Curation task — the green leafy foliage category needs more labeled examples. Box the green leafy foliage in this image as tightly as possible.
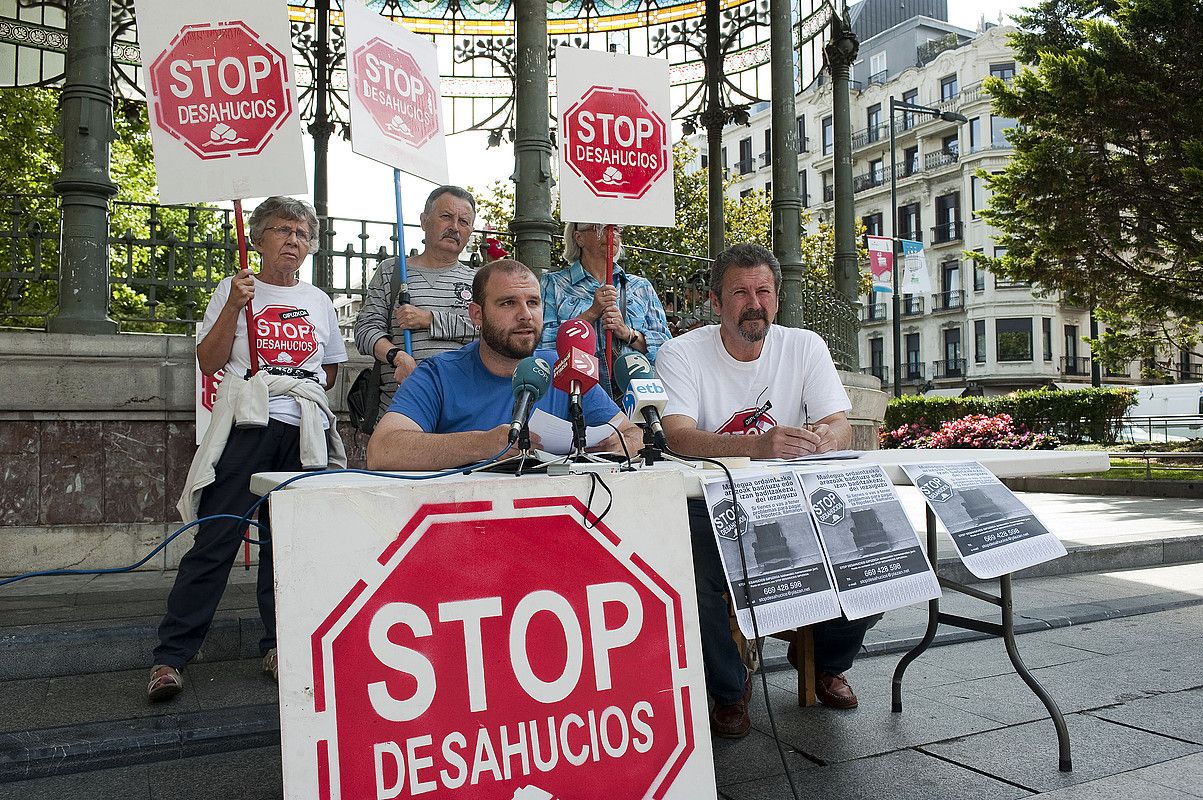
[978,0,1203,375]
[882,387,1138,444]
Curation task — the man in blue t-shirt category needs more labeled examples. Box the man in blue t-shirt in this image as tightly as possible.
[367,259,644,470]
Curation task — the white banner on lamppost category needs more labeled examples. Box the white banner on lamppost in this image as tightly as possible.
[557,47,675,227]
[344,0,448,183]
[134,0,307,204]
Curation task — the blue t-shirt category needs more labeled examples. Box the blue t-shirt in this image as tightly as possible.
[389,341,619,433]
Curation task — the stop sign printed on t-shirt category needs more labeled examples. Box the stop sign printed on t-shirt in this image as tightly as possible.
[253,305,318,374]
[715,406,778,435]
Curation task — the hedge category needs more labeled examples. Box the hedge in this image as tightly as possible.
[882,388,1137,444]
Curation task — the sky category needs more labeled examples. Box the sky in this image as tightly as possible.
[308,0,1031,229]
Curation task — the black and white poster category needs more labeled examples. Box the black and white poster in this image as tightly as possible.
[901,461,1067,578]
[800,465,940,620]
[701,471,842,638]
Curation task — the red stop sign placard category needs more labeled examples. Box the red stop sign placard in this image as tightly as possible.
[311,499,693,800]
[148,20,294,160]
[351,37,440,148]
[562,86,669,200]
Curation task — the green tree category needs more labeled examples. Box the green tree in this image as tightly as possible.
[979,0,1203,378]
[0,88,231,332]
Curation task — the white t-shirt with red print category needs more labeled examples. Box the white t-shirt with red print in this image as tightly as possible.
[656,323,851,436]
[199,276,348,427]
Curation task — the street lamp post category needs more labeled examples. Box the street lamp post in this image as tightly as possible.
[888,97,969,397]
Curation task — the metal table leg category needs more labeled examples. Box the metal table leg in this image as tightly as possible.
[892,506,940,712]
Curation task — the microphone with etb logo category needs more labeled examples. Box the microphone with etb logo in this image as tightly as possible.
[615,352,669,455]
[553,319,600,455]
[509,356,552,445]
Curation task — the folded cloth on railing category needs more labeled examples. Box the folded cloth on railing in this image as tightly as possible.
[176,372,347,522]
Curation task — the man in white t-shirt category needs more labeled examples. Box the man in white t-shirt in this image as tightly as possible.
[657,243,878,738]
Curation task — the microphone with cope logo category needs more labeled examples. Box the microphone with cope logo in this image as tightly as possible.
[553,319,599,454]
[615,352,668,448]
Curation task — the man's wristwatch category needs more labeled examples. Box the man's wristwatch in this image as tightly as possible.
[385,346,402,368]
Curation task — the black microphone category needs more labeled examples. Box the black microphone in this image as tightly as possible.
[509,357,552,443]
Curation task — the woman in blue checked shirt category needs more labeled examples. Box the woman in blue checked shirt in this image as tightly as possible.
[540,222,672,395]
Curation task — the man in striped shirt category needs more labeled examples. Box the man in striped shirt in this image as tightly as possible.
[353,186,480,418]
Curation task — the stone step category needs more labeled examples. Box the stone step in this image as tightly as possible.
[3,533,1201,683]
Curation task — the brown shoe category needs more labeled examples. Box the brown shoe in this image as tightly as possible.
[147,664,183,703]
[263,648,278,682]
[710,669,753,738]
[815,671,858,709]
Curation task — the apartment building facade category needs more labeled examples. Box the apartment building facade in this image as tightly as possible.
[692,17,1164,396]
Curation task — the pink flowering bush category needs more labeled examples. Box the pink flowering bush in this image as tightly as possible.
[881,413,1059,450]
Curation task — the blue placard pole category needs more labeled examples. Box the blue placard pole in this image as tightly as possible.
[393,168,413,353]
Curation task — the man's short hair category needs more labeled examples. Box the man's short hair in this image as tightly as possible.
[472,258,535,304]
[248,196,319,255]
[709,243,783,296]
[423,185,476,215]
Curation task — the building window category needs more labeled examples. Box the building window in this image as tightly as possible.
[975,320,987,363]
[997,317,1034,362]
[902,88,919,128]
[822,171,833,202]
[822,115,834,155]
[700,153,708,169]
[800,170,809,207]
[867,103,882,142]
[991,115,1017,147]
[762,128,772,167]
[941,260,960,292]
[764,181,771,196]
[971,175,988,218]
[740,188,753,199]
[869,51,887,82]
[862,212,884,236]
[906,333,921,378]
[869,158,884,186]
[738,136,753,174]
[903,145,919,176]
[1064,325,1079,360]
[940,73,958,100]
[869,337,885,380]
[943,133,959,157]
[796,116,807,151]
[968,117,980,152]
[973,248,986,290]
[934,192,961,242]
[1043,317,1053,362]
[898,203,920,241]
[943,328,963,376]
[721,146,727,173]
[989,62,1016,81]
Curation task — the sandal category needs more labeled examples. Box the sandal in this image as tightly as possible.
[147,664,183,703]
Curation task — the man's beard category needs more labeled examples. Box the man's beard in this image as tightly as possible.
[737,309,770,342]
[481,317,538,360]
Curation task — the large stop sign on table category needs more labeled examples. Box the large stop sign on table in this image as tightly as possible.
[271,473,715,800]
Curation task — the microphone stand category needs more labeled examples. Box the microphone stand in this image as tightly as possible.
[634,422,696,468]
[544,383,610,467]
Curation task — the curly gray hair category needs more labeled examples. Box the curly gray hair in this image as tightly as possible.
[247,196,319,256]
[562,221,624,265]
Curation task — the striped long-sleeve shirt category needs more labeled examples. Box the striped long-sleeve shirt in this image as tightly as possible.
[353,257,478,415]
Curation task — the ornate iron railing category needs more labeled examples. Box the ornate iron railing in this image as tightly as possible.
[0,193,861,367]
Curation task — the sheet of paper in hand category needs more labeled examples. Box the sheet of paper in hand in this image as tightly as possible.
[701,471,842,638]
[800,464,940,621]
[900,461,1067,579]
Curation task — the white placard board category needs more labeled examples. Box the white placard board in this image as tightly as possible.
[344,0,449,183]
[270,471,715,800]
[134,0,307,204]
[557,47,675,227]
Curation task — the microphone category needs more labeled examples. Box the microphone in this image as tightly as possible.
[616,353,668,447]
[553,318,599,396]
[509,357,552,443]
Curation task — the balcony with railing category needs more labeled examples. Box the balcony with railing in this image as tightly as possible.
[758,151,771,169]
[1177,364,1203,381]
[902,295,925,316]
[924,149,959,171]
[863,302,888,323]
[931,220,964,245]
[1061,356,1091,376]
[932,358,967,379]
[823,184,835,202]
[901,362,925,383]
[867,69,888,86]
[851,123,889,150]
[898,229,922,243]
[862,364,889,384]
[931,289,965,312]
[734,158,754,176]
[853,169,889,193]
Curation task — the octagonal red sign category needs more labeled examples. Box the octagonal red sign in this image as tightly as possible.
[562,86,669,200]
[351,37,440,148]
[311,498,693,800]
[148,20,294,160]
